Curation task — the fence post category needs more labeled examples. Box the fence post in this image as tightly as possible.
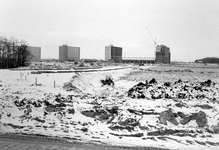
[54,81,56,88]
[35,78,37,85]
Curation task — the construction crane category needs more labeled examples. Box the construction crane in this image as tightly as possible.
[146,26,157,52]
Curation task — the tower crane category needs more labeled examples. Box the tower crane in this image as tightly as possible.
[146,26,157,52]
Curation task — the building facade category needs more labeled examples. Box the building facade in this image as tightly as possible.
[59,45,80,61]
[105,45,122,63]
[155,45,171,63]
[28,46,41,61]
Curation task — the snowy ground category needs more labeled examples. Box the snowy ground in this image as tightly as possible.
[1,64,219,150]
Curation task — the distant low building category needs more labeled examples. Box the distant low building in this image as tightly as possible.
[59,44,80,61]
[155,45,171,63]
[28,46,41,61]
[122,57,155,64]
[83,59,99,63]
[105,45,122,63]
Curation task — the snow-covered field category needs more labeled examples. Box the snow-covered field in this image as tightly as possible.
[1,64,219,150]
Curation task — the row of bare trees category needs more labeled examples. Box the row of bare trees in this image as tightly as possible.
[0,36,32,69]
[195,57,219,64]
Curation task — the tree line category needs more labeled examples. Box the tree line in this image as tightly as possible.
[195,57,219,64]
[0,36,32,69]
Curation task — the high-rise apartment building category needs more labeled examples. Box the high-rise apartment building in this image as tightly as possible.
[59,45,80,61]
[28,46,41,61]
[105,45,122,63]
[155,45,171,63]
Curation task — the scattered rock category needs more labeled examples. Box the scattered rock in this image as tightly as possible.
[6,123,25,129]
[186,140,194,145]
[24,105,32,115]
[157,136,181,143]
[110,132,144,137]
[33,117,45,123]
[196,111,208,127]
[97,109,111,120]
[118,118,139,127]
[178,111,208,127]
[81,106,119,121]
[201,79,213,87]
[180,116,192,125]
[91,136,101,139]
[81,110,97,118]
[106,106,118,115]
[175,79,182,84]
[81,127,88,132]
[177,93,187,99]
[175,102,187,108]
[45,105,65,112]
[174,133,197,138]
[63,82,82,93]
[106,115,116,124]
[205,141,219,146]
[195,104,213,109]
[211,123,219,134]
[127,108,159,115]
[109,125,135,132]
[195,140,206,145]
[147,129,194,136]
[55,103,67,107]
[68,108,75,115]
[164,82,171,87]
[142,137,157,141]
[159,108,178,125]
[149,78,157,84]
[7,112,11,117]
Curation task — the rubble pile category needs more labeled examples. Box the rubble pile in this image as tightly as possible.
[75,78,219,136]
[158,109,208,127]
[11,93,74,120]
[159,108,179,125]
[128,79,219,101]
[1,67,219,149]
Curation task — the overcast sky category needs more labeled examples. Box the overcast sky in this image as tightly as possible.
[0,0,219,62]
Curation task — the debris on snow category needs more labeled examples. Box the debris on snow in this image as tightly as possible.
[211,122,219,134]
[1,65,219,150]
[100,76,114,86]
[127,78,219,102]
[179,111,208,127]
[149,78,157,84]
[63,82,82,93]
[159,108,179,126]
[195,104,213,109]
[110,132,144,137]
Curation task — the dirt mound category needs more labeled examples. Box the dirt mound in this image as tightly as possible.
[127,79,218,101]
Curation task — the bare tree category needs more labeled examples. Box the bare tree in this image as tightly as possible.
[0,36,32,69]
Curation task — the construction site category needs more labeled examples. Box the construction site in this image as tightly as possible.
[104,27,171,64]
